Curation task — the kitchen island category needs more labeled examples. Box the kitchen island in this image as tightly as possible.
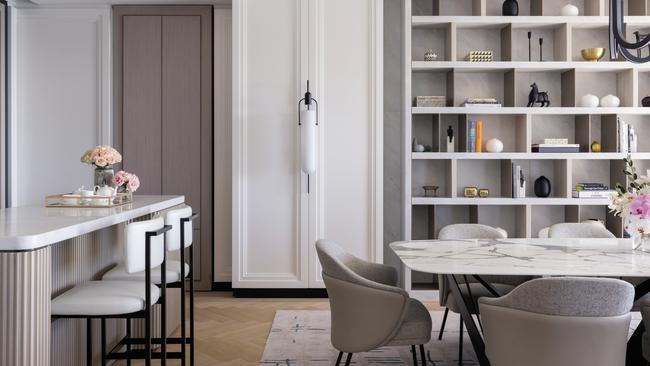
[0,195,184,366]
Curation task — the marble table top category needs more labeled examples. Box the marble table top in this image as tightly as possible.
[390,238,650,277]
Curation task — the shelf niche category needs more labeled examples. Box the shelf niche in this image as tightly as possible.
[531,114,591,151]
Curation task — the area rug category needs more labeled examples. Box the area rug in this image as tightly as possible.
[260,310,642,366]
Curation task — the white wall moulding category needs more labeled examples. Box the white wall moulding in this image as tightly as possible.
[232,0,382,289]
[12,7,111,207]
[403,0,650,292]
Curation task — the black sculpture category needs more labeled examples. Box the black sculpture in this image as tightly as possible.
[527,83,550,107]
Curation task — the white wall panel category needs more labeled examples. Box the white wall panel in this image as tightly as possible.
[14,8,110,206]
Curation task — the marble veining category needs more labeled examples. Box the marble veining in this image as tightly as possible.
[390,238,650,277]
[0,195,184,251]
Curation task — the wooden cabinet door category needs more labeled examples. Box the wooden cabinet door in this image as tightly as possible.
[114,6,213,290]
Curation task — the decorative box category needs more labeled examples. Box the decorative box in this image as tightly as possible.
[465,51,494,62]
[414,96,446,107]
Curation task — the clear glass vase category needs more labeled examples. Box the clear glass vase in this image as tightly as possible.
[634,234,650,252]
[94,166,115,187]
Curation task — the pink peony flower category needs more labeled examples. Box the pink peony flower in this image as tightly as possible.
[112,173,126,187]
[127,174,140,192]
[630,194,650,219]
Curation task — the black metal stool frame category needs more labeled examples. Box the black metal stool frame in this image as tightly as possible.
[52,224,172,366]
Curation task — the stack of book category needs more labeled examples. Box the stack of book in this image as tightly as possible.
[462,98,501,108]
[466,120,483,152]
[616,117,638,153]
[532,139,579,153]
[572,183,615,198]
[511,163,526,198]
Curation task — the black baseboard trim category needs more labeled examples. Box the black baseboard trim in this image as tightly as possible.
[211,282,233,291]
[232,288,329,298]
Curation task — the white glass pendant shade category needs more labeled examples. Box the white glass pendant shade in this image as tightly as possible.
[300,109,317,174]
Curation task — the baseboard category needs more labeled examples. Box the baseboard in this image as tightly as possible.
[211,282,233,291]
[232,288,329,298]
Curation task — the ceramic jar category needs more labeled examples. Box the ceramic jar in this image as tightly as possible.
[424,49,438,61]
[600,94,620,108]
[580,94,599,108]
[561,4,579,16]
[534,176,551,197]
[502,0,519,15]
[485,138,504,153]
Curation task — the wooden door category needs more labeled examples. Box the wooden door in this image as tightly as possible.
[113,6,213,290]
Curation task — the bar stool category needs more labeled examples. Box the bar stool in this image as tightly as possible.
[51,216,171,366]
[102,206,198,365]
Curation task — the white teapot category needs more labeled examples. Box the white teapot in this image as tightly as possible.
[94,185,116,197]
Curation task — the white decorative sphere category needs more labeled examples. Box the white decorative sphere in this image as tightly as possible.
[414,144,425,152]
[580,94,599,108]
[485,138,504,153]
[560,4,579,16]
[600,94,620,108]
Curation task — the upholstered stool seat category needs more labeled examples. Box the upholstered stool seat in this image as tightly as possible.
[387,298,432,347]
[52,281,160,316]
[103,260,190,284]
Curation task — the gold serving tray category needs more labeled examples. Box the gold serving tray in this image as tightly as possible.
[45,192,132,208]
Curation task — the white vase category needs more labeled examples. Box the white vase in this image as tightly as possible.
[580,94,599,108]
[561,4,579,16]
[485,138,504,153]
[600,94,620,108]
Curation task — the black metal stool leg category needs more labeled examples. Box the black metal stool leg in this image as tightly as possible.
[86,318,92,366]
[438,308,449,340]
[335,351,343,365]
[161,248,167,366]
[181,243,187,366]
[126,318,131,366]
[101,318,106,366]
[190,243,195,366]
[344,353,353,366]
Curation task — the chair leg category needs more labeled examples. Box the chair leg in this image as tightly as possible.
[101,318,106,366]
[438,308,449,340]
[126,318,131,366]
[86,318,92,366]
[419,344,426,366]
[344,353,353,366]
[335,351,343,366]
[411,345,417,366]
[458,316,463,366]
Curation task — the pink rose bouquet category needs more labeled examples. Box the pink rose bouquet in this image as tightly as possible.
[113,171,140,193]
[80,146,122,168]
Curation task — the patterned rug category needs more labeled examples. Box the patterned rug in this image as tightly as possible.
[260,310,642,366]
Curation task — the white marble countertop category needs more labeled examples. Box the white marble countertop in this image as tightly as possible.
[390,238,650,277]
[0,195,184,251]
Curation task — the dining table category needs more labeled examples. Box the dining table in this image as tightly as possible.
[390,237,650,366]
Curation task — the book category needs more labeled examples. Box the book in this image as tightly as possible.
[572,190,616,198]
[543,138,569,144]
[476,120,482,153]
[575,184,609,191]
[462,103,502,108]
[468,120,476,152]
[531,144,580,153]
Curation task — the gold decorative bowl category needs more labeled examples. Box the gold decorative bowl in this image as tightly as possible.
[581,48,606,62]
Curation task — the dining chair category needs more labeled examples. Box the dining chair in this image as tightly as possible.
[479,277,634,366]
[437,224,530,365]
[641,306,650,362]
[547,222,615,238]
[315,239,432,366]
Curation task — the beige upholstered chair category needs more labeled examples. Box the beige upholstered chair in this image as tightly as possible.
[548,222,615,238]
[479,277,634,366]
[437,224,530,365]
[315,239,432,366]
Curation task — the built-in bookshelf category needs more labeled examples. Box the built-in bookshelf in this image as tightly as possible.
[403,0,650,292]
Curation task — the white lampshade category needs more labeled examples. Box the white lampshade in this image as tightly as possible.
[300,109,317,174]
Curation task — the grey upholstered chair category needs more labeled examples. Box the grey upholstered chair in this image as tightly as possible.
[642,306,650,362]
[479,277,634,366]
[437,224,530,365]
[548,222,615,238]
[315,239,432,366]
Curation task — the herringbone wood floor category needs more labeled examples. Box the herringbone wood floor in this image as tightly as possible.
[117,292,441,366]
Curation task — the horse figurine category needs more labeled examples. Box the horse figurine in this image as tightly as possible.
[527,83,550,107]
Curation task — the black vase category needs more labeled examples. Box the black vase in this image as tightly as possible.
[643,96,650,107]
[534,176,551,198]
[502,0,519,16]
